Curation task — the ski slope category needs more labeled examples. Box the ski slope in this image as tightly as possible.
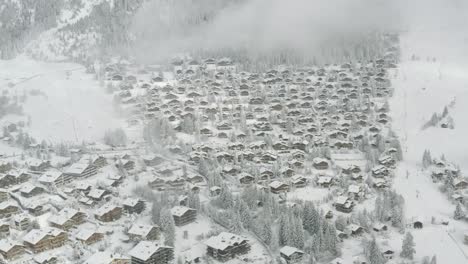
[0,56,123,144]
[390,29,468,263]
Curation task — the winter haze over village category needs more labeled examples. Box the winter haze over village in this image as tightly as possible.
[0,0,468,263]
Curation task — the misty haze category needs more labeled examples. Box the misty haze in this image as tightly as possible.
[0,0,468,263]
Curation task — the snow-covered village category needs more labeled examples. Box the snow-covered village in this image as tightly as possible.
[0,0,468,264]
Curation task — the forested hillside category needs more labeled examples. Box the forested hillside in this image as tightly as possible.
[0,0,62,59]
[2,0,395,66]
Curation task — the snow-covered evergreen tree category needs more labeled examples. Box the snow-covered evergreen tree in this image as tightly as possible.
[400,232,416,259]
[365,237,386,264]
[454,203,466,220]
[159,208,176,246]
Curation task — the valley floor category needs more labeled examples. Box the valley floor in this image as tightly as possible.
[0,56,123,144]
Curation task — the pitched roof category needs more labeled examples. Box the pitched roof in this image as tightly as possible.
[170,206,194,217]
[128,224,157,237]
[204,232,247,251]
[128,241,172,261]
[0,239,22,252]
[280,245,304,257]
[48,208,82,226]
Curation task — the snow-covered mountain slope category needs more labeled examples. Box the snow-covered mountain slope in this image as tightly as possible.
[391,30,468,171]
[390,30,468,263]
[0,55,123,143]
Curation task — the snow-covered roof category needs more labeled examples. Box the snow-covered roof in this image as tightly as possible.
[65,163,91,175]
[0,201,17,210]
[39,170,63,183]
[13,213,30,223]
[19,183,40,194]
[280,245,304,257]
[335,195,350,205]
[128,241,172,261]
[317,176,333,183]
[23,228,63,245]
[128,224,157,237]
[313,157,329,164]
[48,208,82,226]
[0,239,22,252]
[171,206,194,217]
[33,252,57,263]
[348,184,361,193]
[84,251,129,264]
[123,198,141,207]
[76,227,101,241]
[87,188,107,199]
[95,203,120,217]
[270,180,287,189]
[204,232,248,251]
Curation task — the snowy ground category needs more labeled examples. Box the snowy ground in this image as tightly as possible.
[390,29,468,263]
[0,56,123,144]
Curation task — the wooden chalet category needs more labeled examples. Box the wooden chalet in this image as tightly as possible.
[171,206,197,226]
[123,198,146,214]
[39,170,72,187]
[142,155,164,167]
[205,232,250,262]
[6,170,30,184]
[312,158,329,170]
[48,208,86,230]
[238,173,255,185]
[0,190,7,203]
[334,196,354,213]
[291,176,307,188]
[280,246,305,264]
[116,159,135,171]
[128,241,174,264]
[128,224,160,241]
[80,155,107,169]
[64,162,97,179]
[33,252,59,264]
[269,181,289,194]
[0,222,9,237]
[19,183,45,198]
[76,228,104,245]
[0,202,19,219]
[0,240,25,260]
[13,214,30,231]
[28,160,51,173]
[372,165,389,178]
[22,228,68,253]
[84,251,130,264]
[94,204,123,222]
[317,176,333,188]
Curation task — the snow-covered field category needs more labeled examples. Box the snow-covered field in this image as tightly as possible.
[390,28,468,263]
[0,56,123,144]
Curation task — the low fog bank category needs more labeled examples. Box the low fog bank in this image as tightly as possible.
[129,0,468,65]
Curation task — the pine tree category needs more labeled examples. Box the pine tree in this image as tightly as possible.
[442,106,449,118]
[366,237,385,264]
[400,232,416,259]
[159,208,175,246]
[374,196,384,221]
[259,218,272,245]
[278,215,290,246]
[291,217,304,249]
[328,224,339,256]
[454,203,466,220]
[430,255,437,264]
[151,201,162,225]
